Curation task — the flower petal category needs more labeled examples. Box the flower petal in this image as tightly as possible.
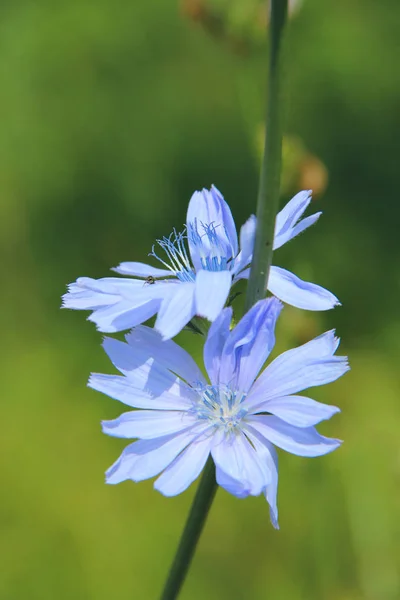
[232,214,256,276]
[248,330,349,404]
[274,190,318,250]
[243,426,279,528]
[62,276,169,332]
[155,283,196,340]
[264,459,279,528]
[203,307,233,385]
[212,185,238,257]
[187,186,238,267]
[105,427,206,484]
[195,270,232,321]
[212,430,271,497]
[88,374,191,410]
[125,326,206,387]
[101,337,195,400]
[113,262,173,278]
[154,434,214,496]
[62,276,143,310]
[219,298,282,392]
[268,266,340,311]
[70,276,144,294]
[233,267,250,282]
[102,410,197,439]
[246,415,342,457]
[285,212,321,245]
[250,395,340,427]
[214,466,250,498]
[62,281,121,310]
[88,298,161,332]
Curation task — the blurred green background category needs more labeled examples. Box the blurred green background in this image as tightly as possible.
[1,0,399,598]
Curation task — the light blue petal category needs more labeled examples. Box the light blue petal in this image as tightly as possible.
[268,266,340,311]
[233,267,250,283]
[62,276,143,310]
[105,427,205,484]
[88,373,192,410]
[154,434,213,496]
[74,276,144,293]
[246,415,342,457]
[63,276,172,332]
[214,466,251,498]
[281,212,322,247]
[273,190,312,250]
[101,336,153,374]
[212,185,238,257]
[231,214,256,275]
[218,298,282,392]
[247,330,349,404]
[101,337,198,400]
[275,190,311,234]
[102,410,196,439]
[203,307,232,385]
[62,281,120,310]
[187,186,238,267]
[125,326,206,387]
[250,395,340,428]
[88,298,161,332]
[212,430,270,497]
[265,450,279,528]
[113,262,173,278]
[243,426,279,528]
[155,283,196,340]
[194,270,232,321]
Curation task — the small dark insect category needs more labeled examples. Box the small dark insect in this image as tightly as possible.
[143,276,156,286]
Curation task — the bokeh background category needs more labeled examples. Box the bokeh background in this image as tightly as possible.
[1,0,399,598]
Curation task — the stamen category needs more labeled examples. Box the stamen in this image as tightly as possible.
[149,219,235,281]
[149,227,195,282]
[188,220,231,272]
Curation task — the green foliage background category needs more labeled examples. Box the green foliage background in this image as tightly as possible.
[1,1,399,598]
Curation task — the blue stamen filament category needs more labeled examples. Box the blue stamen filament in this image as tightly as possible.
[149,221,234,282]
[189,221,231,272]
[150,228,195,282]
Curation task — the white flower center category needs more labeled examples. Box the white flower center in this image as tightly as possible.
[193,384,247,432]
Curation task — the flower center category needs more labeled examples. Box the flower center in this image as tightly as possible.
[193,384,247,432]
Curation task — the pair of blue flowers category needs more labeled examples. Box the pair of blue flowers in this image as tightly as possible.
[63,186,348,528]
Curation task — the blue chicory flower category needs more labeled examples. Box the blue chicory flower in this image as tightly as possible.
[62,186,339,340]
[89,297,348,528]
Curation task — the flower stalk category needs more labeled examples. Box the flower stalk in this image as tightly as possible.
[245,0,288,310]
[159,1,288,598]
[159,458,217,600]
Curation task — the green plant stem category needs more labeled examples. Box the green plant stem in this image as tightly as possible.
[160,3,288,598]
[159,458,217,600]
[245,0,288,310]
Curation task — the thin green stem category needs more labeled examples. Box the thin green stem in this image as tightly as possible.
[159,458,217,600]
[245,0,288,310]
